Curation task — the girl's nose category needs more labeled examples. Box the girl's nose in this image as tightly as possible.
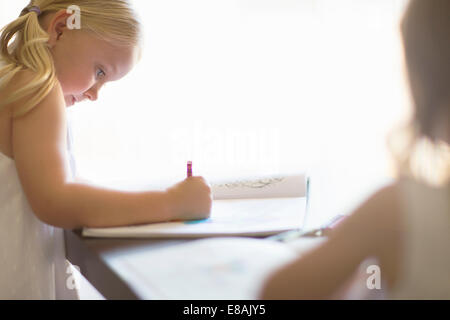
[84,87,99,101]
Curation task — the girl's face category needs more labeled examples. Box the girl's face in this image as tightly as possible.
[45,11,139,107]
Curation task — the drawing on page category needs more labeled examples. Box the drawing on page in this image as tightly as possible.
[213,177,285,189]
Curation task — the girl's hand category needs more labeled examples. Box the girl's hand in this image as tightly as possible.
[166,176,213,221]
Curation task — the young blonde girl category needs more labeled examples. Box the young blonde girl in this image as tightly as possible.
[261,0,450,299]
[0,0,211,299]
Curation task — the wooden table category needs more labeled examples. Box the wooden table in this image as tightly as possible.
[64,229,189,299]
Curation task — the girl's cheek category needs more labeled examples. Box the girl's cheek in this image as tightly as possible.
[65,70,95,94]
[52,54,90,94]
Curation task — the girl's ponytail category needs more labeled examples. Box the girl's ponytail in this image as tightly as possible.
[0,4,57,117]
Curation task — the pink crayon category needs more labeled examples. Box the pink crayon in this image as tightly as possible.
[187,161,192,178]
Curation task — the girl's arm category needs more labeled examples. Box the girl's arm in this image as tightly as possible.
[260,184,401,299]
[11,74,211,230]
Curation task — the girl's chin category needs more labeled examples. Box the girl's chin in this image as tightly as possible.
[65,96,75,107]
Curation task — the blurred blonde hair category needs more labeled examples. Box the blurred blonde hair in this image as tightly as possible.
[389,0,450,186]
[0,0,141,117]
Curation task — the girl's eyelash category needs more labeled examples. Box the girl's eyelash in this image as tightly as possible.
[96,68,106,79]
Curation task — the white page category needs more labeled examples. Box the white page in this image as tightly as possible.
[82,197,306,238]
[109,237,299,299]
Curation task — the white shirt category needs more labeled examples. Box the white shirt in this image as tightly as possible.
[0,150,79,299]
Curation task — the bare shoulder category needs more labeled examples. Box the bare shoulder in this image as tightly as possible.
[328,181,404,256]
[2,68,63,100]
[9,71,65,121]
[355,182,402,230]
[1,70,65,157]
[366,182,403,234]
[10,71,66,165]
[2,70,64,119]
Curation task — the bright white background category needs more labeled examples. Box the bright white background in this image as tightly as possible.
[1,0,411,228]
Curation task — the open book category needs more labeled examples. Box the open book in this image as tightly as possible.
[82,174,308,238]
[109,236,325,299]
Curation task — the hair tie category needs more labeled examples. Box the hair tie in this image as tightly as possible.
[20,5,42,17]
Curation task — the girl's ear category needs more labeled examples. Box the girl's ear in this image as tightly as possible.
[47,9,73,48]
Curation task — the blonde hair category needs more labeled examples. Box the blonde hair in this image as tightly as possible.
[0,0,141,117]
[389,0,450,186]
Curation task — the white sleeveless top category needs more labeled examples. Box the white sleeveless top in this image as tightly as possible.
[0,151,79,299]
[389,178,450,299]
